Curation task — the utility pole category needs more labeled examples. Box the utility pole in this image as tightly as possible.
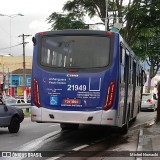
[8,68,10,95]
[18,34,31,105]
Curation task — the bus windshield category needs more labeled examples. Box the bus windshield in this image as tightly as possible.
[40,36,111,68]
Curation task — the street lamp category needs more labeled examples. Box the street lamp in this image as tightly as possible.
[0,14,24,53]
[105,0,109,31]
[0,53,12,67]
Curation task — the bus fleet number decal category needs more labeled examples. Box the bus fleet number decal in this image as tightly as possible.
[67,85,87,91]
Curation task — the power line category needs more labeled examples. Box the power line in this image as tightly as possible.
[0,25,10,36]
[0,43,23,51]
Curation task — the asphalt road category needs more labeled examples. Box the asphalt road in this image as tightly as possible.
[0,111,156,159]
[0,118,61,151]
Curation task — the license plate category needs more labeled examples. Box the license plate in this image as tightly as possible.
[64,98,80,105]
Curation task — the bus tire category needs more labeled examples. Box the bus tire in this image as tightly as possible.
[60,123,79,130]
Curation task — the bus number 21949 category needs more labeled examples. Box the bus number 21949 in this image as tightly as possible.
[67,85,87,91]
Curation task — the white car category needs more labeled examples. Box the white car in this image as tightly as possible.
[4,98,31,109]
[16,99,26,104]
[4,98,27,105]
[141,93,157,111]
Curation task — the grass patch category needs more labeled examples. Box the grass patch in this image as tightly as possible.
[22,109,31,117]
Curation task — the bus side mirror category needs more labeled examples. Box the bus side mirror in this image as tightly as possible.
[32,37,36,46]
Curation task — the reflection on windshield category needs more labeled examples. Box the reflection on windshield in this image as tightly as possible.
[142,94,152,100]
[40,36,110,68]
[6,99,16,105]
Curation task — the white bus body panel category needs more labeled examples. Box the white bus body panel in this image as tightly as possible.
[31,106,117,126]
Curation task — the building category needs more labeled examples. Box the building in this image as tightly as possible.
[0,56,32,96]
[0,56,32,72]
[144,70,160,93]
[8,68,32,97]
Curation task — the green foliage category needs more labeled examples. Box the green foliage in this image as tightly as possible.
[46,0,160,91]
[63,0,99,18]
[133,27,160,78]
[121,0,160,46]
[47,12,88,30]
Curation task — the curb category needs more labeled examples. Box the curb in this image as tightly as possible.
[136,128,143,160]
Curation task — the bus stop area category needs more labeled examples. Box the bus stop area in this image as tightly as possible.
[137,119,160,160]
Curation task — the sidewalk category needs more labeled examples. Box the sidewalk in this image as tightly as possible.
[137,119,160,160]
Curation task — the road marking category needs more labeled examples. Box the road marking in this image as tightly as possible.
[72,144,89,151]
[45,144,90,160]
[15,130,61,151]
[48,124,60,127]
[46,156,61,160]
[136,129,143,160]
[47,157,59,160]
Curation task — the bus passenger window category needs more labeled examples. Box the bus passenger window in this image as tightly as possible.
[137,66,139,86]
[120,45,125,83]
[121,65,124,83]
[121,47,125,65]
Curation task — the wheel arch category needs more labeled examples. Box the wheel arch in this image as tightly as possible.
[11,113,20,121]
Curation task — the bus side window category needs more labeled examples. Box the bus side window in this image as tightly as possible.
[120,45,125,83]
[139,69,141,86]
[129,57,132,85]
[121,46,125,65]
[126,49,131,84]
[132,61,136,85]
[130,57,133,84]
[137,65,139,86]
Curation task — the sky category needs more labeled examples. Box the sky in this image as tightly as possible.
[0,0,68,56]
[0,0,129,57]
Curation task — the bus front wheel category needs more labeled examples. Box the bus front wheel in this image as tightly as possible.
[60,123,79,130]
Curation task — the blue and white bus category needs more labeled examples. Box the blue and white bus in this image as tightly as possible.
[31,30,145,133]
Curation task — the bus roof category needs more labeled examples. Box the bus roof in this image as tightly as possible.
[35,29,142,67]
[37,29,119,37]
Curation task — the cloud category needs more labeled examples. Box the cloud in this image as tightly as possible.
[29,20,50,31]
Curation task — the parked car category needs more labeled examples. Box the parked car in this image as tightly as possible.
[4,98,26,106]
[0,102,24,133]
[16,99,26,104]
[4,98,31,110]
[141,93,157,111]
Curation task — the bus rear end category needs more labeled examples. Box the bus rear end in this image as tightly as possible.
[31,30,119,128]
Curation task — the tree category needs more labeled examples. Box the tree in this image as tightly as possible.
[47,0,160,92]
[47,12,88,30]
[47,0,159,44]
[47,0,126,31]
[133,27,160,92]
[131,0,160,92]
